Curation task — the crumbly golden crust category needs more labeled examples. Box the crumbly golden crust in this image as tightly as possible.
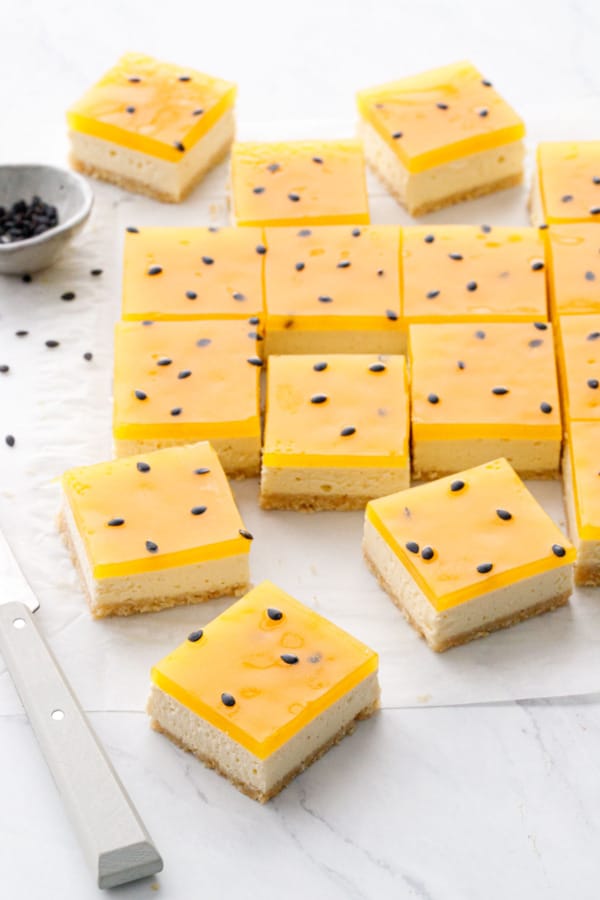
[226,466,260,480]
[149,696,380,803]
[412,466,560,483]
[363,546,570,653]
[58,509,248,619]
[70,141,230,203]
[259,491,373,512]
[575,564,600,587]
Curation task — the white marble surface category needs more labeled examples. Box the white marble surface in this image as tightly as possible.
[4,697,600,899]
[3,1,600,897]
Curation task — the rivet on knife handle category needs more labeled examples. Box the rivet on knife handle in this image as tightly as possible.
[0,600,163,889]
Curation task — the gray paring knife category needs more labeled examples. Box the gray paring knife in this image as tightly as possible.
[0,529,163,889]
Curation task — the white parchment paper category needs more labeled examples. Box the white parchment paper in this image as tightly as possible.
[1,109,600,715]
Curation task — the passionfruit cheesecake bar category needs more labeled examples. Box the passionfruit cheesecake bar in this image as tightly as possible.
[148,580,379,802]
[402,225,548,327]
[264,225,403,354]
[555,314,600,423]
[59,443,252,618]
[545,225,600,317]
[530,142,600,226]
[121,226,265,321]
[357,61,525,216]
[230,140,370,226]
[67,52,236,202]
[113,320,261,476]
[261,354,409,510]
[364,458,575,652]
[563,422,600,586]
[410,322,561,480]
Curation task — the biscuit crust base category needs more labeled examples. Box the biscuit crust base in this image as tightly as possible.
[363,547,569,653]
[58,509,248,619]
[259,491,375,512]
[575,565,600,587]
[150,697,379,803]
[413,466,559,483]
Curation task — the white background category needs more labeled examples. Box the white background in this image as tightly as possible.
[2,1,600,898]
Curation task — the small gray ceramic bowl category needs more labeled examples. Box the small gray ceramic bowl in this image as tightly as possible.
[0,164,93,275]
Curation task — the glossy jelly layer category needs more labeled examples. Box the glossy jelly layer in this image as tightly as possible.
[263,354,409,468]
[264,225,401,332]
[62,443,250,579]
[230,140,370,226]
[536,142,600,224]
[366,458,575,611]
[545,225,600,316]
[113,320,261,441]
[151,580,378,759]
[556,314,600,422]
[67,52,236,162]
[357,61,525,173]
[121,226,265,321]
[410,322,561,439]
[402,225,548,324]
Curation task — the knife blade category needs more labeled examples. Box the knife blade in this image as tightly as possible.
[0,529,163,889]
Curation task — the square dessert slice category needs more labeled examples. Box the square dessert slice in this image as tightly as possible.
[364,458,575,652]
[563,422,600,586]
[230,140,370,226]
[113,320,261,477]
[60,442,253,618]
[148,580,379,802]
[261,354,409,510]
[121,226,265,321]
[356,61,525,216]
[263,225,403,355]
[409,322,562,480]
[545,225,600,316]
[402,225,548,327]
[530,142,600,226]
[67,52,236,202]
[555,314,600,423]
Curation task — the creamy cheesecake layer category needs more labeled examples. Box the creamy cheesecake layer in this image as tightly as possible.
[113,435,260,479]
[562,446,600,586]
[260,464,410,511]
[148,672,379,802]
[528,173,545,227]
[363,518,572,651]
[60,497,249,618]
[412,437,560,481]
[69,108,235,202]
[358,119,524,216]
[264,328,406,356]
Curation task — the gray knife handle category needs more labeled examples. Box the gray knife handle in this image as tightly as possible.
[0,601,163,889]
